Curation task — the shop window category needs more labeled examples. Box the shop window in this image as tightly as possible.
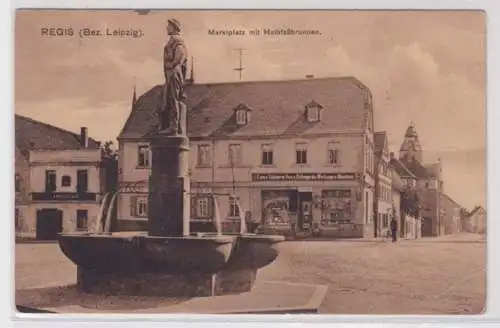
[229,196,240,217]
[261,144,274,165]
[76,209,88,230]
[137,145,150,168]
[295,143,308,164]
[197,144,212,167]
[131,196,148,218]
[61,175,72,187]
[229,144,242,166]
[262,191,291,225]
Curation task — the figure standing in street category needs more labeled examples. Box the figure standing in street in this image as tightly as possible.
[390,216,398,242]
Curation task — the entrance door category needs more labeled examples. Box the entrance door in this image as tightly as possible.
[298,192,313,231]
[36,209,63,240]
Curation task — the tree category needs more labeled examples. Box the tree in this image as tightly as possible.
[400,186,421,218]
[102,141,118,159]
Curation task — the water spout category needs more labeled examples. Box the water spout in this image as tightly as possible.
[104,192,118,233]
[235,198,247,234]
[212,195,222,236]
[94,192,111,233]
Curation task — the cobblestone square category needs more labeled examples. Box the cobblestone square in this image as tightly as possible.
[15,233,486,315]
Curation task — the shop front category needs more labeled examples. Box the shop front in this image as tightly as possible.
[253,172,364,238]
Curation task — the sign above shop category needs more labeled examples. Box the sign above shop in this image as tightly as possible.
[31,192,97,201]
[252,172,357,182]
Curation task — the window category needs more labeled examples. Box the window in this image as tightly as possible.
[261,144,274,165]
[76,209,88,230]
[61,175,71,187]
[296,143,308,164]
[45,170,56,192]
[76,170,88,193]
[197,144,212,166]
[327,143,340,165]
[236,110,247,125]
[229,196,240,217]
[307,107,319,122]
[425,181,430,188]
[305,100,322,122]
[137,145,150,168]
[15,174,20,192]
[134,197,148,217]
[15,208,20,231]
[383,213,389,227]
[229,144,242,166]
[196,197,211,218]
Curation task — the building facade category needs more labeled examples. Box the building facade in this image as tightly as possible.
[373,131,393,238]
[15,115,109,240]
[117,77,377,238]
[396,124,452,237]
[462,206,486,234]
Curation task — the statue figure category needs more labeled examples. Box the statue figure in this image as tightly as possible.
[159,18,188,134]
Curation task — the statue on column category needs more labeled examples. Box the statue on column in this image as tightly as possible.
[159,18,188,134]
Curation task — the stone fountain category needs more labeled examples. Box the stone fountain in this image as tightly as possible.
[57,18,284,298]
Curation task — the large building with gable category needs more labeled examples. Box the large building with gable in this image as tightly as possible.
[15,115,112,240]
[117,76,378,238]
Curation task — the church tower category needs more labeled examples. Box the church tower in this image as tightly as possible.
[399,122,423,163]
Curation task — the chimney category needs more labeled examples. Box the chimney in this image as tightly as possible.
[306,74,314,79]
[80,127,89,148]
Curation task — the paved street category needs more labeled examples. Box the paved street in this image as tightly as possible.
[15,233,486,315]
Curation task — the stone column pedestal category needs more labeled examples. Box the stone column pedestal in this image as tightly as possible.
[148,134,191,237]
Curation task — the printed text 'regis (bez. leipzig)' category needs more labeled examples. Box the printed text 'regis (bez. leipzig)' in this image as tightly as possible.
[40,26,144,39]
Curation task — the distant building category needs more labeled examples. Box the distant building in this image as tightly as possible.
[394,123,463,237]
[389,158,421,239]
[462,206,486,234]
[15,115,112,240]
[440,193,462,234]
[117,77,377,238]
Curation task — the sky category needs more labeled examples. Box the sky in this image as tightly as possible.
[14,10,486,209]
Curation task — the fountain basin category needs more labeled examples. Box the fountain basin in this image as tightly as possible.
[58,232,284,297]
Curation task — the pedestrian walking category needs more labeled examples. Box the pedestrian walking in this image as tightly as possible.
[390,216,398,242]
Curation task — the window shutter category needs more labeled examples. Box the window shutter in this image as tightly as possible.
[130,196,137,217]
[208,196,214,219]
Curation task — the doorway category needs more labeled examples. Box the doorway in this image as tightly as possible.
[298,192,312,231]
[36,208,63,240]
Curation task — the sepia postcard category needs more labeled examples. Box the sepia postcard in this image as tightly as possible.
[14,10,486,315]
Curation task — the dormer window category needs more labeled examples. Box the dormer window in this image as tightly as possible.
[234,103,252,126]
[305,100,323,122]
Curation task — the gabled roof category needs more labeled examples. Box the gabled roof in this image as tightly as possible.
[469,205,486,217]
[390,158,416,179]
[15,114,100,152]
[399,157,437,179]
[118,76,371,140]
[440,193,463,209]
[374,131,388,156]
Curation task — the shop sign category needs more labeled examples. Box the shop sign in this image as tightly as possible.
[31,192,97,201]
[252,173,357,182]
